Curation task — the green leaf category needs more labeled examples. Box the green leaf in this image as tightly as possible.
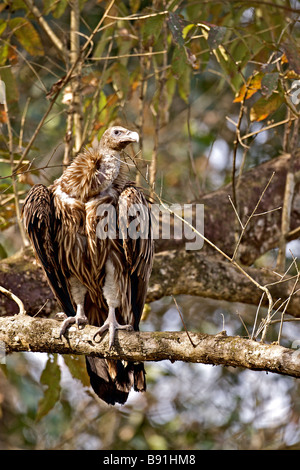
[36,354,61,421]
[171,46,187,78]
[166,72,177,108]
[282,42,300,75]
[130,0,141,14]
[111,62,129,99]
[168,12,186,47]
[182,23,195,40]
[63,355,90,387]
[0,243,8,260]
[9,17,44,56]
[93,27,114,59]
[7,0,27,10]
[0,44,9,66]
[207,25,227,50]
[250,93,283,122]
[178,62,191,103]
[261,72,279,98]
[142,13,165,44]
[0,20,7,37]
[0,67,19,103]
[52,0,69,18]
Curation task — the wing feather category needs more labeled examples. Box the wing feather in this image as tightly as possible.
[118,185,154,328]
[22,184,75,316]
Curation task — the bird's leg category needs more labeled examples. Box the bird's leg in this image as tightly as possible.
[93,258,133,349]
[59,277,88,338]
[93,306,133,349]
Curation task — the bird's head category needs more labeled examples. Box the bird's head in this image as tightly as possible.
[101,126,139,151]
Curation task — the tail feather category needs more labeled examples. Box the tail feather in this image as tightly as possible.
[86,356,146,405]
[133,362,146,392]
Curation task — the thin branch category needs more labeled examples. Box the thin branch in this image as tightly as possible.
[0,286,26,315]
[69,0,83,154]
[153,189,275,339]
[187,103,201,197]
[240,117,297,141]
[106,11,169,21]
[276,119,299,272]
[18,97,30,152]
[172,295,196,348]
[231,90,247,209]
[90,50,167,61]
[3,95,28,247]
[231,172,275,262]
[277,252,300,345]
[127,149,277,340]
[15,0,116,174]
[23,0,68,58]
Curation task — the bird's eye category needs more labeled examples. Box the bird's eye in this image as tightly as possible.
[113,130,120,136]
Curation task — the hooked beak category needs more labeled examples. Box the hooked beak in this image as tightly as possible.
[122,130,139,143]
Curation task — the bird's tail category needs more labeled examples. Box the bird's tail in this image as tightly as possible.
[85,356,146,405]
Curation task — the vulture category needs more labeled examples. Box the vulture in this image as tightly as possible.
[22,126,154,405]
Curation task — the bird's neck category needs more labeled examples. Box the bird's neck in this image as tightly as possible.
[54,147,127,202]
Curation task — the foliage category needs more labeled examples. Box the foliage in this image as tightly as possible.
[0,0,299,450]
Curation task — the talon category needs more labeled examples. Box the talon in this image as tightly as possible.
[59,308,88,338]
[59,316,76,338]
[55,312,68,321]
[93,307,134,349]
[93,323,109,343]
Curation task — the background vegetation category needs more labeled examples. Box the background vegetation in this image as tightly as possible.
[0,0,300,450]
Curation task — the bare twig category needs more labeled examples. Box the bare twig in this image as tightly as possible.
[0,286,26,315]
[231,172,275,263]
[276,119,299,272]
[14,0,116,175]
[106,11,169,21]
[125,148,276,340]
[231,90,247,209]
[18,98,30,152]
[187,103,201,197]
[277,252,300,345]
[90,50,167,61]
[240,117,297,141]
[3,95,28,247]
[23,0,67,58]
[172,295,196,347]
[70,0,83,154]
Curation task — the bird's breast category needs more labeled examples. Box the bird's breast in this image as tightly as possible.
[54,184,77,206]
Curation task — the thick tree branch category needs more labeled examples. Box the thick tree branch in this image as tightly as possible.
[156,152,300,265]
[0,315,299,379]
[149,250,300,316]
[1,247,300,317]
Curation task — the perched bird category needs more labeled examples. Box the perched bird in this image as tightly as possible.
[22,126,154,405]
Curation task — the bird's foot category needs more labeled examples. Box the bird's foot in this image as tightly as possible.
[57,310,88,338]
[55,312,68,321]
[93,309,133,350]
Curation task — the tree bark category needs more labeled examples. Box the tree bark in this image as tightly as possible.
[155,152,300,265]
[149,250,300,316]
[1,247,300,317]
[0,314,299,379]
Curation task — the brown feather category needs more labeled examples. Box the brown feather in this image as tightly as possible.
[22,126,153,405]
